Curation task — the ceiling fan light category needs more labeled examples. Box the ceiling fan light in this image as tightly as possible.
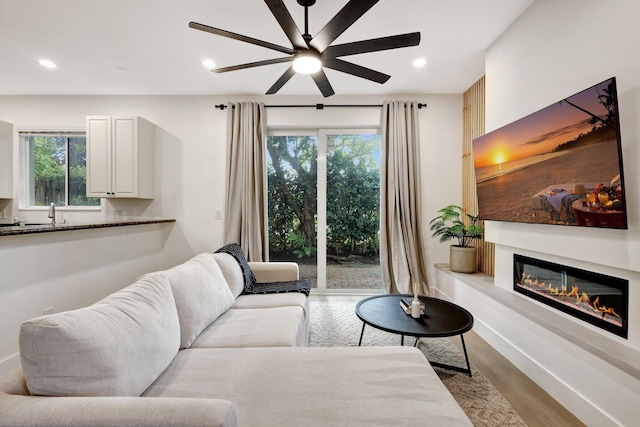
[293,52,321,74]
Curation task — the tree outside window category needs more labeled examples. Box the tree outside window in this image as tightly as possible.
[21,134,100,207]
[267,133,380,261]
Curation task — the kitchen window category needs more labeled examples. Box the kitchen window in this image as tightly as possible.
[19,132,100,208]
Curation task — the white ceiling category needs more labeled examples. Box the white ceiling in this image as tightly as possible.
[0,0,533,96]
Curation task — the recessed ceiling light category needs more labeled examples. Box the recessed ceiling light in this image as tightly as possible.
[38,59,57,69]
[413,58,427,68]
[202,59,216,70]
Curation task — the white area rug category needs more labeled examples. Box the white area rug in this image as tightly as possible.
[309,301,528,427]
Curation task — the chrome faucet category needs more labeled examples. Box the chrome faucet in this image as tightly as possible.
[48,203,56,226]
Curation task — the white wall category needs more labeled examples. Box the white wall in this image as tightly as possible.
[442,1,640,425]
[0,93,462,371]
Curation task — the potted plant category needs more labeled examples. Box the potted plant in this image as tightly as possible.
[429,205,484,273]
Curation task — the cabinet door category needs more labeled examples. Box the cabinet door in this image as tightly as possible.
[112,117,138,197]
[86,116,112,197]
[0,121,12,198]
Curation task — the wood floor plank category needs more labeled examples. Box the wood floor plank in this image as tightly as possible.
[449,331,585,427]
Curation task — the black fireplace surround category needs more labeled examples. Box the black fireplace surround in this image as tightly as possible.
[514,254,628,338]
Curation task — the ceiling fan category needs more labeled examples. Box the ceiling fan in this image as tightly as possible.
[189,0,421,97]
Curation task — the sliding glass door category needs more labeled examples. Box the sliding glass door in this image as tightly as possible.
[267,129,382,292]
[267,132,318,287]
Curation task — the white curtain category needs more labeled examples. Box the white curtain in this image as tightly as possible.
[224,102,268,262]
[380,101,429,294]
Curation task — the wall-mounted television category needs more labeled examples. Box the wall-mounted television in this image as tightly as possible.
[473,77,627,229]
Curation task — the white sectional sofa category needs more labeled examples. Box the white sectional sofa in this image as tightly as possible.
[0,251,472,426]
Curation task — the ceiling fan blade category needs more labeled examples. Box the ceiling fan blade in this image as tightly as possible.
[322,32,421,58]
[264,0,306,49]
[266,66,296,95]
[213,57,292,73]
[311,69,335,98]
[322,58,390,84]
[189,21,296,55]
[309,0,379,52]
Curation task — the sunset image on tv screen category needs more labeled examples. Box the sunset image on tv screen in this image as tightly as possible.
[473,77,627,229]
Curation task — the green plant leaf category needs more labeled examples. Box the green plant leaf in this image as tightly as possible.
[429,205,484,247]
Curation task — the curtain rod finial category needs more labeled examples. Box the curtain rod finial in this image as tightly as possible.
[418,103,427,109]
[215,104,228,110]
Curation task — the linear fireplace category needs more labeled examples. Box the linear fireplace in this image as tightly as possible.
[514,254,628,338]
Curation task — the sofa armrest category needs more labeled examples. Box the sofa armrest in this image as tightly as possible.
[248,262,299,282]
[0,395,237,427]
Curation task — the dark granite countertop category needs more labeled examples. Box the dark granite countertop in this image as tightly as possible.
[0,218,176,236]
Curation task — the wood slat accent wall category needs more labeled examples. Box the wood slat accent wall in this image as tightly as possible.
[462,76,495,276]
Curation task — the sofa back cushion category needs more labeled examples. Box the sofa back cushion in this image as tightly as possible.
[214,244,256,292]
[19,272,180,397]
[212,253,246,298]
[165,253,236,348]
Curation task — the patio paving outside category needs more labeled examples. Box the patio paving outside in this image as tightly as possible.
[298,262,384,290]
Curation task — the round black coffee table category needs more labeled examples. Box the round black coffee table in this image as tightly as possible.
[356,294,474,376]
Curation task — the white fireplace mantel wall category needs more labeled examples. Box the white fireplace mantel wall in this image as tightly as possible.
[435,1,640,426]
[434,264,640,427]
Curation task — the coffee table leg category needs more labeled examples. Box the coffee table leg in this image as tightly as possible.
[401,335,404,346]
[428,334,472,377]
[460,334,472,377]
[358,322,366,346]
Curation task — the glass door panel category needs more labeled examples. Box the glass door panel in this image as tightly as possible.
[324,132,383,291]
[266,134,318,288]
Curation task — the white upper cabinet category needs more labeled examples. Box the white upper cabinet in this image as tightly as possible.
[0,120,13,199]
[86,116,154,199]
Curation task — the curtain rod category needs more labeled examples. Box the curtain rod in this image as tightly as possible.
[215,103,427,110]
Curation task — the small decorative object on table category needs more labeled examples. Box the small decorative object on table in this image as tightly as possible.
[411,282,423,318]
[400,297,424,313]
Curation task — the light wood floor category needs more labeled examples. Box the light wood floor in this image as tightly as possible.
[311,294,585,427]
[448,330,584,427]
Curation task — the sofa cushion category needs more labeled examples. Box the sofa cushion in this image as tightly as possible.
[232,292,309,318]
[215,243,256,292]
[212,253,245,298]
[191,307,306,348]
[165,253,236,348]
[19,272,180,397]
[144,347,473,427]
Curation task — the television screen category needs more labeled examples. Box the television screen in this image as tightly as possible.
[473,77,627,229]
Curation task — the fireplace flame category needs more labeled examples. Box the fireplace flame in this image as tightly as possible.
[592,296,621,319]
[520,275,621,319]
[579,292,590,304]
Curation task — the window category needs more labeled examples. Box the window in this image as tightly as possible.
[19,132,100,208]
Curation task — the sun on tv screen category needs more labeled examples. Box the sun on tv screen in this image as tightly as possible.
[473,77,627,229]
